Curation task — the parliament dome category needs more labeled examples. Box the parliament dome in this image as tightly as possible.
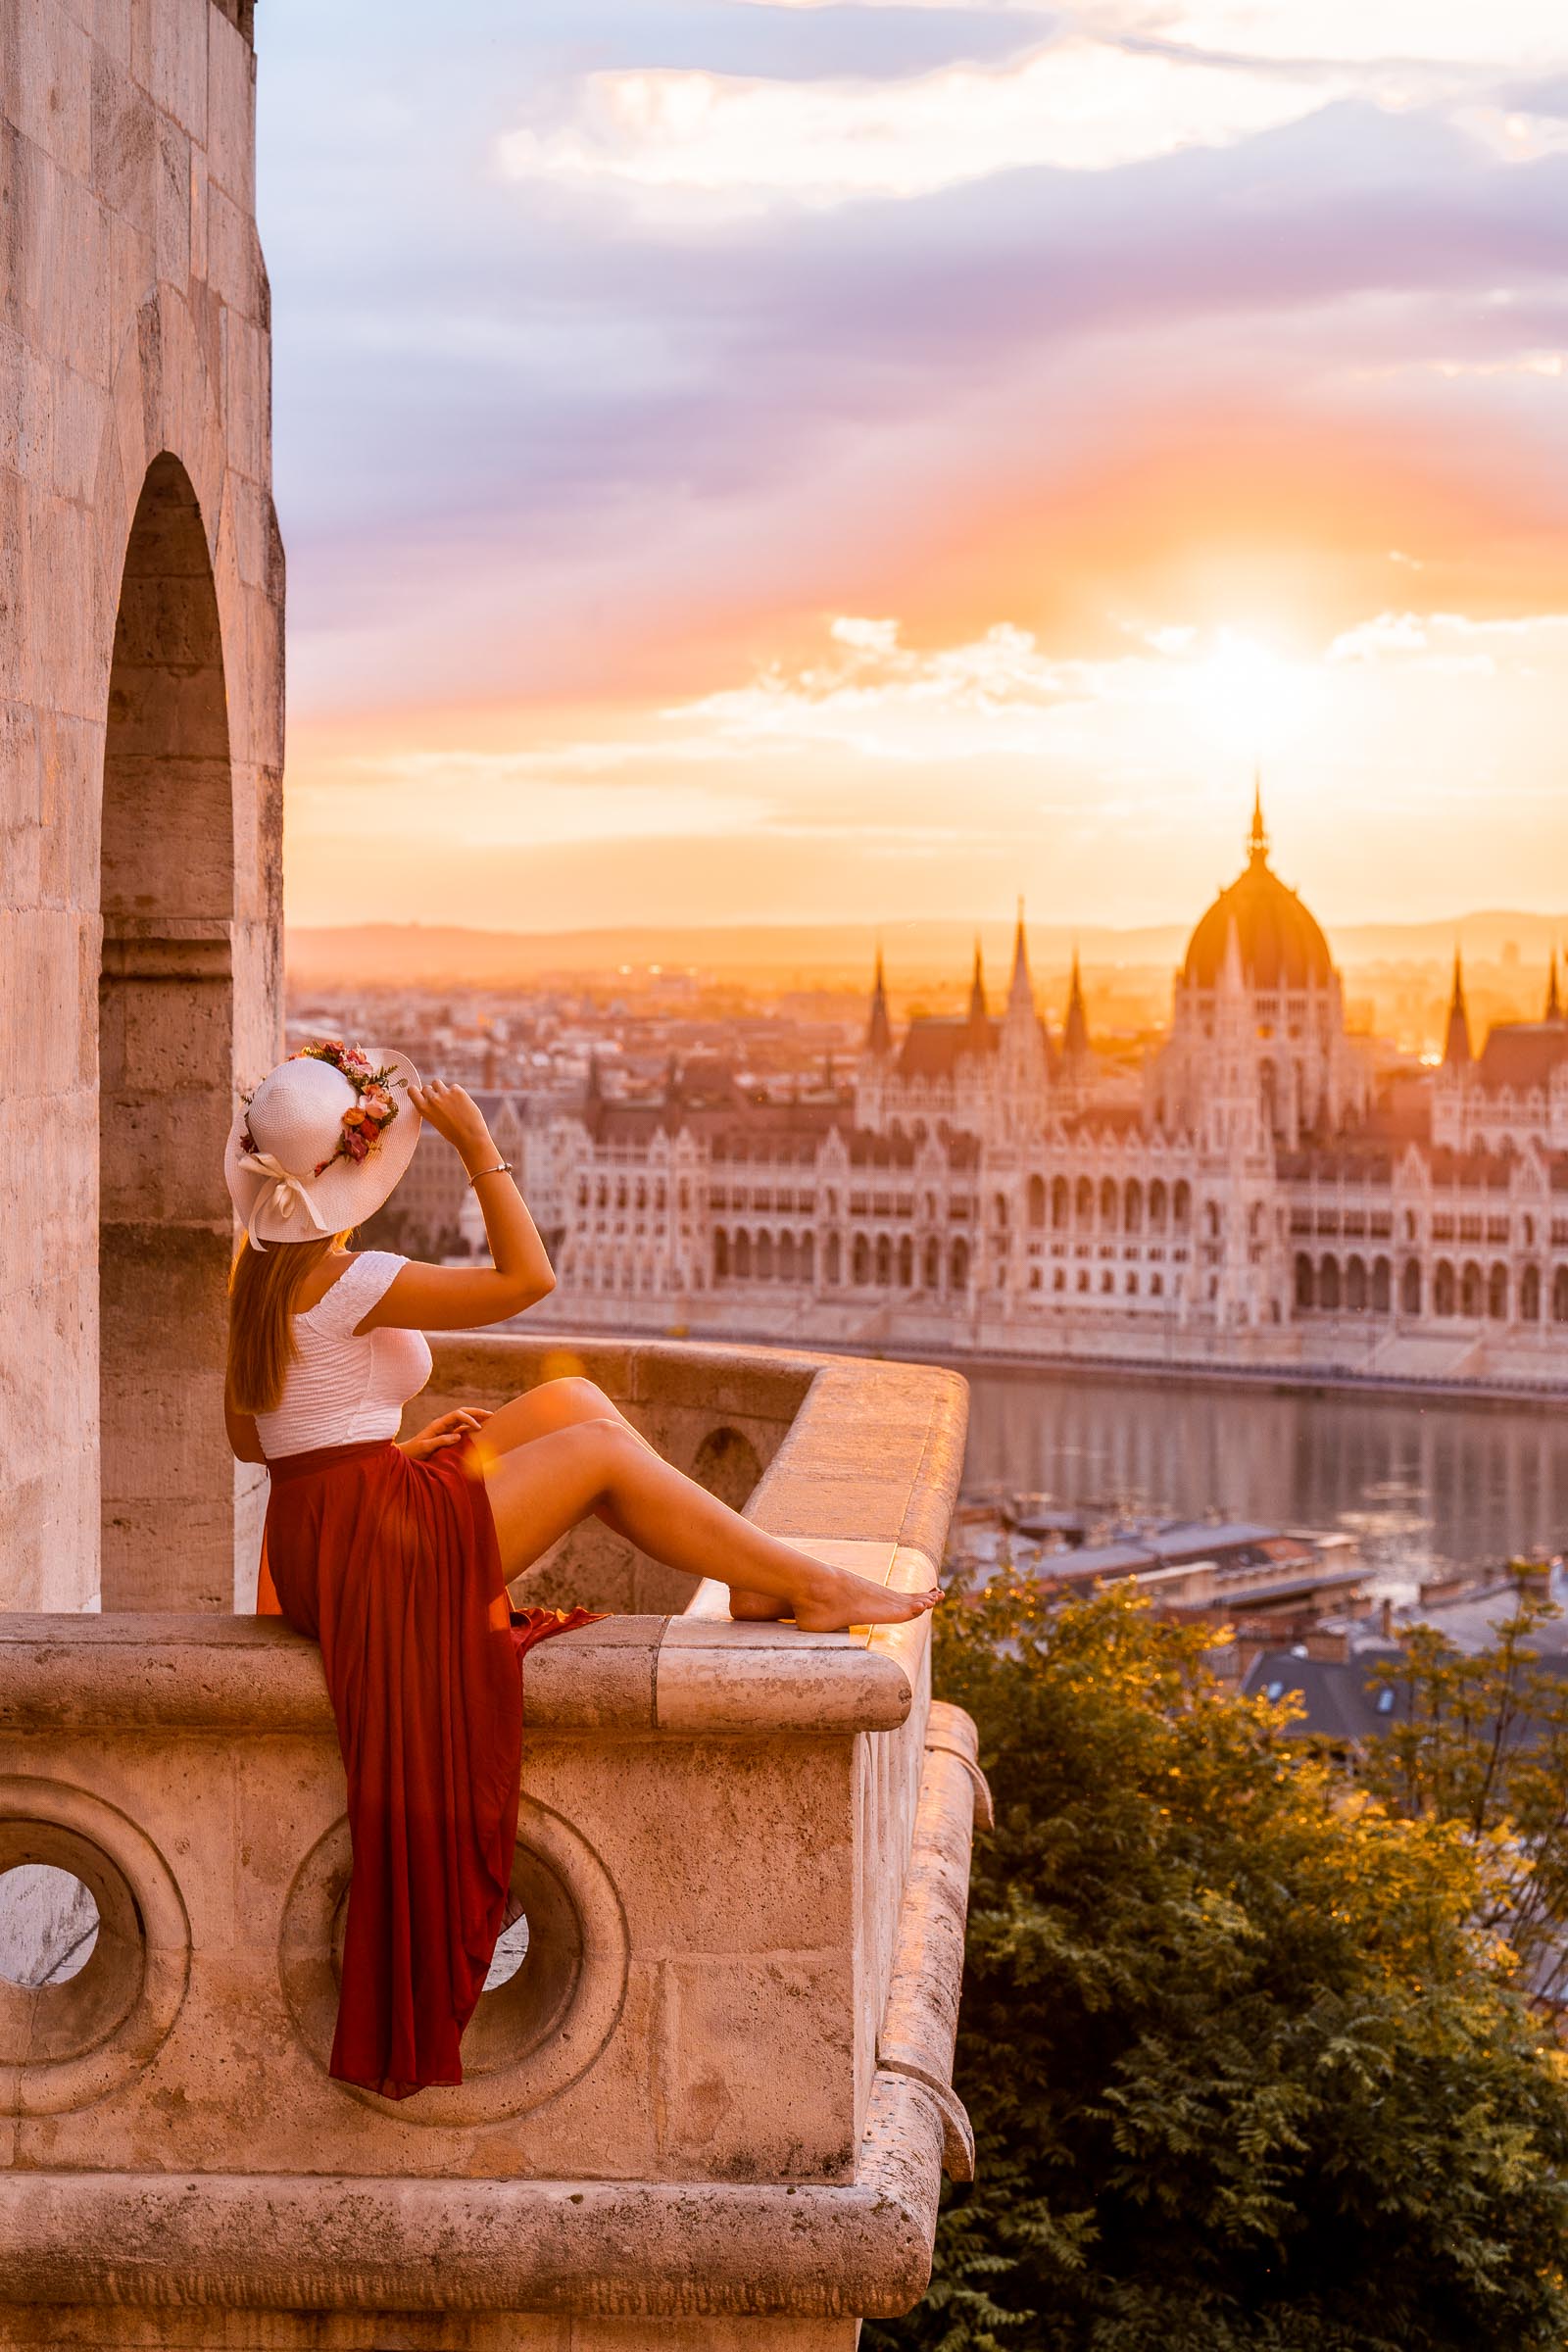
[1183,795,1335,992]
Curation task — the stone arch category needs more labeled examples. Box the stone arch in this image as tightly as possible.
[824,1232,840,1285]
[1295,1252,1314,1310]
[1149,1178,1167,1232]
[1075,1176,1094,1223]
[712,1230,728,1281]
[923,1236,941,1289]
[1124,1179,1143,1233]
[950,1237,970,1290]
[1488,1261,1508,1320]
[1554,1265,1568,1324]
[691,1425,762,1510]
[852,1234,870,1285]
[778,1231,796,1283]
[875,1234,893,1285]
[1371,1255,1392,1314]
[1460,1260,1483,1318]
[98,455,237,1610]
[1027,1175,1046,1228]
[898,1235,913,1286]
[734,1230,752,1280]
[1435,1259,1456,1316]
[1401,1258,1422,1316]
[1346,1254,1367,1312]
[1318,1254,1341,1312]
[1173,1180,1192,1232]
[1522,1262,1542,1322]
[1099,1177,1118,1231]
[756,1231,774,1281]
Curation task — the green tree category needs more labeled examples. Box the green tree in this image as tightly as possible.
[873,1579,1568,2352]
[1361,1582,1568,2006]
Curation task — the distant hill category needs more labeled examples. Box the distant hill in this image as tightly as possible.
[285,911,1568,990]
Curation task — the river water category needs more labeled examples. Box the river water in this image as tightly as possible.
[959,1367,1568,1592]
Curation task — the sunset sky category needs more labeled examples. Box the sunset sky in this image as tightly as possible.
[259,1,1568,939]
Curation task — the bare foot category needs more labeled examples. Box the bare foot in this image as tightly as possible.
[728,1587,790,1622]
[791,1566,941,1634]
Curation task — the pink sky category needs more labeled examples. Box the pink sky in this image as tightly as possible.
[261,1,1568,935]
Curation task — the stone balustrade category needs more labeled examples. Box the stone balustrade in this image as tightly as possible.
[0,1336,982,2351]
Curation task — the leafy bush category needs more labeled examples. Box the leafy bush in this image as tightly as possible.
[1361,1586,1568,2004]
[872,1580,1568,2352]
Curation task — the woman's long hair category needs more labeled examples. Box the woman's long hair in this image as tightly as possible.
[227,1232,352,1416]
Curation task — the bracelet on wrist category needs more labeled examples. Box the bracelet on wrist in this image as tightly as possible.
[466,1160,514,1187]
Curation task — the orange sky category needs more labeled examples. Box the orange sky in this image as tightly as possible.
[264,0,1568,937]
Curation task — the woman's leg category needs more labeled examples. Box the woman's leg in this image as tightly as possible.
[475,1376,636,1459]
[477,1377,791,1622]
[481,1420,937,1633]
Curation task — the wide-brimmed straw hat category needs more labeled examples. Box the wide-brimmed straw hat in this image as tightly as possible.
[224,1041,422,1249]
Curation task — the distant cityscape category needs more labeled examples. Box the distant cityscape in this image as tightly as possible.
[293,797,1568,1394]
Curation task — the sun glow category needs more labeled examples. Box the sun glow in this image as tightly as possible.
[1176,631,1324,762]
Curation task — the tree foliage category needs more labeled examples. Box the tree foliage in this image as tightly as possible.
[871,1579,1568,2352]
[1360,1584,1568,2004]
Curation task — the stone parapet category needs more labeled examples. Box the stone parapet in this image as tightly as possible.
[0,1338,979,2346]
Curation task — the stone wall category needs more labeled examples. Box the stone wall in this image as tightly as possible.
[0,1338,980,2348]
[1,0,282,1614]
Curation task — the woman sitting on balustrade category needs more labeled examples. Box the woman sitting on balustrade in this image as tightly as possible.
[223,1043,937,2104]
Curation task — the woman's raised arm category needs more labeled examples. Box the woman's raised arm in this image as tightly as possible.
[361,1080,557,1333]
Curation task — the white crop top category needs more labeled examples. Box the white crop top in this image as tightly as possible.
[256,1251,433,1462]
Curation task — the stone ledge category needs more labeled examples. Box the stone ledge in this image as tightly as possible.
[0,2071,938,2318]
[0,1614,915,1738]
[877,1704,992,2181]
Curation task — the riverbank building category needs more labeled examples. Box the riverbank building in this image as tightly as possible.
[537,795,1568,1389]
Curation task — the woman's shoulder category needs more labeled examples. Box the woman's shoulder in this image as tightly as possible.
[299,1250,409,1332]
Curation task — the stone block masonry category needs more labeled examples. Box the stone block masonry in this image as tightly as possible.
[0,0,282,1614]
[0,1335,982,2348]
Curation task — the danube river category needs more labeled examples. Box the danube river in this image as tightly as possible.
[959,1366,1568,1589]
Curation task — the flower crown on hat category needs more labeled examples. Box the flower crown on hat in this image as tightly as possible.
[240,1039,405,1176]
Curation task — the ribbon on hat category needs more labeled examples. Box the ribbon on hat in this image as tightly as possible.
[238,1150,331,1250]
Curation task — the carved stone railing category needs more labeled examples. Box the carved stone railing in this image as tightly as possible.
[0,1337,982,2350]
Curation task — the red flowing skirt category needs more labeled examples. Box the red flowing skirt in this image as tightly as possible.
[261,1436,595,2100]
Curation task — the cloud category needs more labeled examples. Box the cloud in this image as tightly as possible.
[1116,1,1568,71]
[496,38,1350,205]
[1326,608,1568,665]
[748,0,1568,70]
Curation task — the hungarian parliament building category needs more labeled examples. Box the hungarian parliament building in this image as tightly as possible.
[413,799,1568,1389]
